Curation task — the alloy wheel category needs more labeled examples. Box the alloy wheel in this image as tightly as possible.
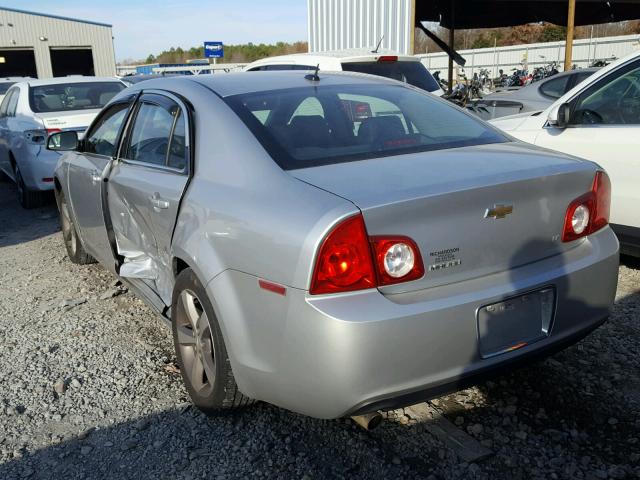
[175,289,216,395]
[59,196,78,257]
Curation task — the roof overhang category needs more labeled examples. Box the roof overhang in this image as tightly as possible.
[416,0,640,29]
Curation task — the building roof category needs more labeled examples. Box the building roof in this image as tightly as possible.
[0,6,112,28]
[416,0,640,29]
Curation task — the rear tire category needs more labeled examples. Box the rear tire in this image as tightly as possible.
[55,189,95,264]
[171,268,254,414]
[15,165,42,209]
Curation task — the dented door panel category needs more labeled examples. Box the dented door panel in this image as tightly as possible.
[107,162,188,305]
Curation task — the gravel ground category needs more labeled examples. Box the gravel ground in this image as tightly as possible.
[0,180,639,480]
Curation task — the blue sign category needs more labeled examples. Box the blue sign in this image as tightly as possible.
[204,41,224,59]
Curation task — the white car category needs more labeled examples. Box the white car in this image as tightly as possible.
[491,51,640,257]
[244,49,445,96]
[0,77,126,208]
[0,77,34,104]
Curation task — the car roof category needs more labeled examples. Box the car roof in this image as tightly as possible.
[137,70,403,98]
[25,76,124,87]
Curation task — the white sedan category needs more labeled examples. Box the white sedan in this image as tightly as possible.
[0,77,125,208]
[491,51,640,256]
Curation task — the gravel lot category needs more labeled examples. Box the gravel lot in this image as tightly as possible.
[0,179,639,480]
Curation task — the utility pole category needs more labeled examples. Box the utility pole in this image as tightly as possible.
[564,0,576,71]
[448,0,455,94]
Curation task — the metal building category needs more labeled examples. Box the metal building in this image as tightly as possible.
[0,7,116,79]
[308,0,416,54]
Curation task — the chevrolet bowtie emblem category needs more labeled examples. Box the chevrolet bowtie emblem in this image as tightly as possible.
[485,204,513,219]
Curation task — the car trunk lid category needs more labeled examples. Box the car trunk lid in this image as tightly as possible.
[35,109,99,138]
[291,142,598,294]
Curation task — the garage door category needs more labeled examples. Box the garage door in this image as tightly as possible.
[0,49,37,77]
[50,48,95,77]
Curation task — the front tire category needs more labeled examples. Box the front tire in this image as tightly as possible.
[171,268,254,413]
[15,165,42,209]
[55,189,95,264]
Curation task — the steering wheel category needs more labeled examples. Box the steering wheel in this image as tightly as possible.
[574,109,604,125]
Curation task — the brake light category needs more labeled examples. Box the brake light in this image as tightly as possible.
[310,215,376,295]
[310,214,424,295]
[377,55,398,62]
[562,171,611,242]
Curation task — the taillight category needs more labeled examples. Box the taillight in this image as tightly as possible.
[562,171,611,242]
[24,128,62,145]
[310,215,376,295]
[310,214,424,295]
[377,55,398,62]
[370,237,424,286]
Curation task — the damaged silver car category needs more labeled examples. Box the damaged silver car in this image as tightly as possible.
[50,72,618,419]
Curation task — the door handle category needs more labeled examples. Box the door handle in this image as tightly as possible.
[149,193,169,211]
[90,170,101,185]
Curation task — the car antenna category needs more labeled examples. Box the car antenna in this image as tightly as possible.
[305,64,320,82]
[371,35,384,53]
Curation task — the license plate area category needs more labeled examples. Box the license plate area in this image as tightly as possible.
[477,288,555,359]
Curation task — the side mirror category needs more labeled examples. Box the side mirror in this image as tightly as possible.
[47,131,78,151]
[547,102,571,128]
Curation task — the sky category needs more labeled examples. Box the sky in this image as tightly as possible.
[5,0,308,61]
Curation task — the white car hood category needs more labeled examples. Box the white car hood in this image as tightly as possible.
[489,110,543,131]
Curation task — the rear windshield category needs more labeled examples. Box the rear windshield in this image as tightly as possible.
[225,84,506,170]
[29,82,126,113]
[0,82,15,95]
[341,61,441,93]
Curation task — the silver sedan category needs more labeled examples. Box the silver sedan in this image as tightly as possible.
[49,72,619,419]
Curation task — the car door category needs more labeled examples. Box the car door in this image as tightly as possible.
[107,92,190,305]
[533,58,640,231]
[0,88,16,177]
[67,96,136,271]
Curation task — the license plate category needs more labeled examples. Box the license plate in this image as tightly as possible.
[477,288,555,359]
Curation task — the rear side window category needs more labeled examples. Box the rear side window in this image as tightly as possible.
[539,75,570,98]
[84,103,131,157]
[0,82,15,95]
[124,97,187,170]
[29,82,125,113]
[6,88,19,116]
[341,61,440,93]
[226,84,506,170]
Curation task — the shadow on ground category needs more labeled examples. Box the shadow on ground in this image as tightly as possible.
[0,180,58,248]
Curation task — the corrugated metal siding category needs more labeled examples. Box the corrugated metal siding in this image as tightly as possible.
[417,34,640,79]
[308,0,414,54]
[0,8,116,78]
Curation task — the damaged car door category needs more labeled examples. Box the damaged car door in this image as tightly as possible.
[67,97,136,270]
[107,92,190,305]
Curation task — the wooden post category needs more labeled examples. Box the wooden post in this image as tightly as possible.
[447,0,455,94]
[564,0,576,71]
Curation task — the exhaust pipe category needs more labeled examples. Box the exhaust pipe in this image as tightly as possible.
[351,411,383,430]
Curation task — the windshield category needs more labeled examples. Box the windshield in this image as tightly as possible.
[29,82,126,113]
[341,61,441,93]
[0,82,15,95]
[225,84,506,170]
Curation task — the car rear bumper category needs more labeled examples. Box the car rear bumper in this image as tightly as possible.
[207,227,619,419]
[19,147,61,191]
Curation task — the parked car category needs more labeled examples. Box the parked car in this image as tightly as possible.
[491,51,640,256]
[49,72,618,419]
[0,77,34,104]
[473,68,598,120]
[0,77,126,208]
[244,49,445,96]
[120,74,179,86]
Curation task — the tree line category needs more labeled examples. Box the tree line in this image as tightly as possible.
[119,20,640,65]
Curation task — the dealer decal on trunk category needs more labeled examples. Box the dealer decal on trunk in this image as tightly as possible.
[428,247,462,272]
